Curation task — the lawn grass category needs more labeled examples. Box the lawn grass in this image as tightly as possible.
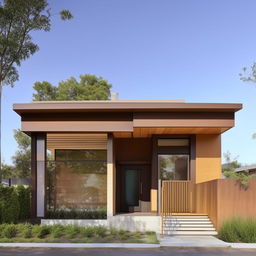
[218,217,256,243]
[0,224,159,244]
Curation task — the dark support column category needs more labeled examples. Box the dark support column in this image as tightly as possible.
[31,133,47,218]
[31,133,37,219]
[190,135,196,184]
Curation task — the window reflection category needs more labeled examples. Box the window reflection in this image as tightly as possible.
[158,155,189,180]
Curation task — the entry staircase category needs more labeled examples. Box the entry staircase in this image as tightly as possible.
[162,215,218,236]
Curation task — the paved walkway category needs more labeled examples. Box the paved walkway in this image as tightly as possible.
[160,235,228,247]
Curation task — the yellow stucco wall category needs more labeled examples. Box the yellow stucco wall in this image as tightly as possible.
[195,134,221,184]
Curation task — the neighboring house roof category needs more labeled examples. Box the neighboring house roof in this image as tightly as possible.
[235,164,256,173]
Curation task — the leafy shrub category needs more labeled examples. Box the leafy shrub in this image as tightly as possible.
[81,226,94,238]
[32,225,50,238]
[65,225,80,239]
[134,232,142,239]
[17,223,33,238]
[93,226,107,238]
[46,208,107,219]
[218,218,256,243]
[3,224,17,238]
[51,225,64,238]
[0,185,30,224]
[118,229,129,240]
[16,185,31,220]
[0,187,20,223]
[109,227,118,237]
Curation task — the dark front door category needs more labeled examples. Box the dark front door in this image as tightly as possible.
[120,165,150,213]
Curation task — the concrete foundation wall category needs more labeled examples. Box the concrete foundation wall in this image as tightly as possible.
[41,216,161,233]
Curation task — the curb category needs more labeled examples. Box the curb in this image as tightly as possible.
[0,242,256,249]
[0,243,160,249]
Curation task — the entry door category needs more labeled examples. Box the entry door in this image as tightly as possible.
[120,165,150,213]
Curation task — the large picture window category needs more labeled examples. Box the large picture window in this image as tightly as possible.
[47,149,107,211]
[158,154,189,180]
[157,138,190,181]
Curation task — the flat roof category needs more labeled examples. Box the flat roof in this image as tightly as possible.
[13,100,242,114]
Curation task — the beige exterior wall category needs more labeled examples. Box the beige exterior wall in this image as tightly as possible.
[107,134,115,216]
[151,189,158,212]
[195,134,221,184]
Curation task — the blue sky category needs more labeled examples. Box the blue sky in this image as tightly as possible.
[2,0,256,165]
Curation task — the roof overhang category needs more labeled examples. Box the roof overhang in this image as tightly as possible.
[13,100,242,136]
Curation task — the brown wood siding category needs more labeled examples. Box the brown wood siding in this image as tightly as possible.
[47,133,107,150]
[22,121,133,132]
[115,138,152,163]
[133,112,234,128]
[217,179,256,229]
[194,179,256,230]
[194,180,218,228]
[13,102,242,114]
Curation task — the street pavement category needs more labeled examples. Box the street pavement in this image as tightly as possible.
[0,248,256,256]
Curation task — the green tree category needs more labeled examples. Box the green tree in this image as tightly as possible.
[1,162,15,178]
[33,74,112,101]
[0,0,73,180]
[239,64,256,139]
[12,129,31,178]
[222,151,241,176]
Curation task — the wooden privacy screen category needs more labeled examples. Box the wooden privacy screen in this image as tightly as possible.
[161,181,193,214]
[161,179,256,231]
[195,179,256,230]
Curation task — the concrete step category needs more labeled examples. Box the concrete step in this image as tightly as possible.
[164,224,214,228]
[163,230,218,236]
[164,227,216,231]
[164,215,209,219]
[164,218,210,221]
[163,215,217,236]
[165,221,212,225]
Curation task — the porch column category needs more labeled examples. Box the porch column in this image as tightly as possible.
[107,133,115,216]
[31,133,46,218]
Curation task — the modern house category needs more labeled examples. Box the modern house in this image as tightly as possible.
[235,164,256,175]
[14,100,247,235]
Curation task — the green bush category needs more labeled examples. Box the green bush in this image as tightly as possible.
[46,208,107,219]
[218,218,256,243]
[3,224,17,238]
[32,225,51,239]
[93,226,107,238]
[109,227,118,237]
[16,185,31,220]
[0,186,20,223]
[65,225,80,239]
[0,185,30,224]
[81,226,95,238]
[51,225,64,238]
[18,223,33,238]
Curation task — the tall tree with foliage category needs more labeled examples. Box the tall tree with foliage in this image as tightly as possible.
[12,129,31,178]
[0,0,73,180]
[11,74,112,178]
[33,74,112,101]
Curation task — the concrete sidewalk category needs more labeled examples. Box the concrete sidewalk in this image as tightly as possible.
[0,236,256,249]
[160,235,228,248]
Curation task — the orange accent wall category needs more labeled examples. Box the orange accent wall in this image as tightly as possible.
[195,134,221,184]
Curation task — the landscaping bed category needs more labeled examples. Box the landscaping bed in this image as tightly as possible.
[218,218,256,243]
[0,223,158,244]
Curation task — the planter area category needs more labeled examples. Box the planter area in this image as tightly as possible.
[0,223,158,244]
